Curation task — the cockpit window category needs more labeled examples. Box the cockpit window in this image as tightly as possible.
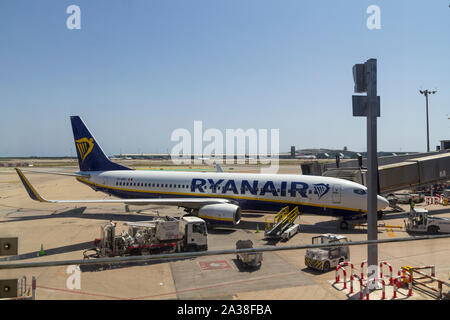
[353,189,367,195]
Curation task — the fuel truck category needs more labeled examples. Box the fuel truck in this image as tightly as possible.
[84,216,208,258]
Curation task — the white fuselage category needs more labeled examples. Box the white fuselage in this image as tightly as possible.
[76,170,389,215]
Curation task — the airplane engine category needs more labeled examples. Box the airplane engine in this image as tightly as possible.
[198,203,241,226]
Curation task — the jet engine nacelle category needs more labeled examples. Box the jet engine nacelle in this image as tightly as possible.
[198,203,241,226]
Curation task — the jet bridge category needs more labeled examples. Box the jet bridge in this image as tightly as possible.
[322,152,450,194]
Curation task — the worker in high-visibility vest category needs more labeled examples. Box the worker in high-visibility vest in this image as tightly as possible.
[410,200,415,211]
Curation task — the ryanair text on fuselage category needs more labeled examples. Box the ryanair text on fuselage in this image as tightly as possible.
[189,178,330,199]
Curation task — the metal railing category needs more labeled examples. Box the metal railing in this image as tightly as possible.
[0,234,449,270]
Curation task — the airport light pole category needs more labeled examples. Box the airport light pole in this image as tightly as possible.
[419,89,437,152]
[352,59,380,287]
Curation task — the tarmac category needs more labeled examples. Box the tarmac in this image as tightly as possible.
[0,162,449,300]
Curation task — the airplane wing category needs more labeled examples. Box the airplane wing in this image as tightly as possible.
[15,168,232,209]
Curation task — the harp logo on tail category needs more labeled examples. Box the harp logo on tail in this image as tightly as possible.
[75,138,94,163]
[313,183,330,200]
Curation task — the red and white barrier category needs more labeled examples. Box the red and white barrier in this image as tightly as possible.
[339,261,354,273]
[360,260,367,280]
[335,264,347,289]
[393,271,413,298]
[379,261,393,285]
[359,278,364,300]
[379,278,386,300]
[351,274,365,300]
[332,260,416,300]
[426,196,443,205]
[408,265,435,277]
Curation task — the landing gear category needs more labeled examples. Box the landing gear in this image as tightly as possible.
[339,220,349,230]
[377,211,384,219]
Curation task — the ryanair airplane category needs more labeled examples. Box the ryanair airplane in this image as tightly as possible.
[15,116,389,226]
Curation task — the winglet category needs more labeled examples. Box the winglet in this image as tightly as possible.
[15,168,49,203]
[216,164,223,173]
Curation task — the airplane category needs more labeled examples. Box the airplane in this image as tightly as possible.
[15,116,389,226]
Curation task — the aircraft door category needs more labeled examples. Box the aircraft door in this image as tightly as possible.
[332,184,341,203]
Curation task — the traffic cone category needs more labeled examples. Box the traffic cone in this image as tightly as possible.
[39,244,45,256]
[256,224,260,233]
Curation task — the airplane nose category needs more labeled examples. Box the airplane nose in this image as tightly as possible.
[377,195,389,210]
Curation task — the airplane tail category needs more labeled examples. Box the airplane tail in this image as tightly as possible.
[70,116,131,172]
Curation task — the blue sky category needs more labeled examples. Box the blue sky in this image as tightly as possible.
[0,0,449,157]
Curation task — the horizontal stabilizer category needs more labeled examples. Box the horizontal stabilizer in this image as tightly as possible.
[15,168,49,203]
[19,169,90,178]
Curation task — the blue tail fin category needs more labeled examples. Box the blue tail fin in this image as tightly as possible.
[71,116,131,172]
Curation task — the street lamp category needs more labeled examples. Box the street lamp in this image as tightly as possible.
[419,89,437,152]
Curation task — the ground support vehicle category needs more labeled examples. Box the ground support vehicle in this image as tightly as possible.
[84,216,208,258]
[265,206,301,240]
[236,240,263,269]
[305,234,350,272]
[404,208,450,234]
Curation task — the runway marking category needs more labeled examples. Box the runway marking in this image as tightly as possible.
[198,260,232,271]
[387,228,396,238]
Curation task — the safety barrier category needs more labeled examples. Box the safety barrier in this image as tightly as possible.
[335,261,418,300]
[350,274,366,300]
[380,261,393,285]
[335,264,347,289]
[360,260,367,280]
[425,196,443,205]
[403,265,449,299]
[374,278,386,300]
[393,271,413,299]
[335,262,354,292]
[339,262,354,279]
[362,277,386,300]
[406,265,435,278]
